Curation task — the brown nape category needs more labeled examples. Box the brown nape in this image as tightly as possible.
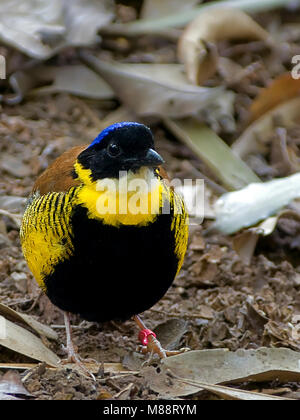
[33,143,171,196]
[33,144,88,195]
[158,166,171,183]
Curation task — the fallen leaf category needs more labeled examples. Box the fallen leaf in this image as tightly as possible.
[0,302,58,341]
[122,352,145,371]
[31,65,114,99]
[178,8,269,85]
[0,371,33,398]
[232,212,289,264]
[154,319,189,351]
[233,231,259,265]
[81,52,230,118]
[0,316,60,367]
[172,375,291,400]
[143,347,300,397]
[8,64,114,104]
[0,0,115,59]
[214,174,300,234]
[249,73,300,124]
[195,305,215,320]
[60,0,114,50]
[0,393,22,400]
[164,118,260,190]
[232,97,300,159]
[243,297,269,334]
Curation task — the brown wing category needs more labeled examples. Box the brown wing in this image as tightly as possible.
[33,144,88,195]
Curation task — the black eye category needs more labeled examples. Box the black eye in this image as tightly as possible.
[107,143,121,157]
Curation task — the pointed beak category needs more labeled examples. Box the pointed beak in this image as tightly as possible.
[122,148,165,170]
[142,149,165,167]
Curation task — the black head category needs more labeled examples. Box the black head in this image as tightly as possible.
[76,122,164,180]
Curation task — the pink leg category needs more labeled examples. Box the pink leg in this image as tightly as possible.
[133,315,189,359]
[61,312,96,380]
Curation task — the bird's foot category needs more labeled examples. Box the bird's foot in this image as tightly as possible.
[60,345,96,381]
[137,328,189,361]
[61,311,96,380]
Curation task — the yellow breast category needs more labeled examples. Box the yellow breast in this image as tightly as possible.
[74,162,167,227]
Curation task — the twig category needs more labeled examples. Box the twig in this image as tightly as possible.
[113,383,135,399]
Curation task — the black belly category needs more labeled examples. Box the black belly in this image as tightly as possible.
[44,205,179,322]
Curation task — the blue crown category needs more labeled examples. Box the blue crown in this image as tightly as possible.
[88,122,143,148]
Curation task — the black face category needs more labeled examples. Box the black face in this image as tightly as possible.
[76,123,164,180]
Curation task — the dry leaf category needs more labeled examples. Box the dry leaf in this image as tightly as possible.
[233,231,259,265]
[0,316,60,367]
[178,8,269,85]
[249,73,300,124]
[0,302,58,341]
[233,210,300,263]
[0,392,22,400]
[232,97,300,159]
[6,64,114,104]
[143,347,300,397]
[172,375,291,400]
[30,65,114,99]
[0,371,33,398]
[81,52,229,118]
[0,0,115,59]
[214,175,300,235]
[164,118,260,190]
[154,319,188,351]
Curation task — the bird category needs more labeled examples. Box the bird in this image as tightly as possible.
[20,122,189,375]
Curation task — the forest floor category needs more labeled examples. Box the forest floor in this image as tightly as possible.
[1,4,300,400]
